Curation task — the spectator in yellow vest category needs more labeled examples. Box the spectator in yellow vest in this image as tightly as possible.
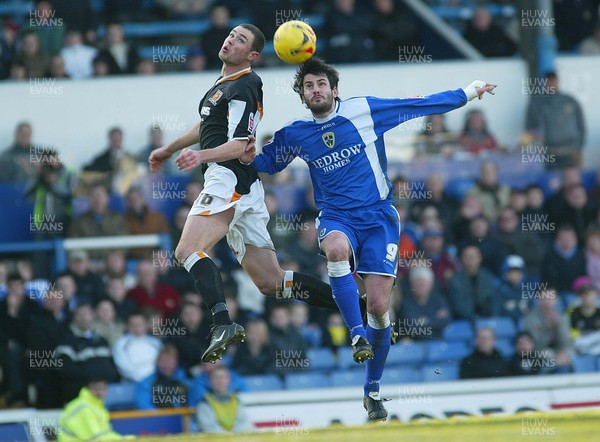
[58,378,133,441]
[196,366,250,433]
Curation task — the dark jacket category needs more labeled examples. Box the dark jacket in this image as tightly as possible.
[447,268,497,321]
[397,289,452,340]
[230,342,276,376]
[541,246,586,293]
[460,348,509,379]
[55,324,119,404]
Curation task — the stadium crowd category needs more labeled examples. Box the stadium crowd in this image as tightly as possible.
[1,0,599,81]
[1,110,600,415]
[1,0,600,433]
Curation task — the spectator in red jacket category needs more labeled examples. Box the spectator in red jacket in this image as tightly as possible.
[127,260,180,318]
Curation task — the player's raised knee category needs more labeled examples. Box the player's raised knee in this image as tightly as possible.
[323,242,351,262]
[174,245,192,264]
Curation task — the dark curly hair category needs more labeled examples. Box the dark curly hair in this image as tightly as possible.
[292,57,341,102]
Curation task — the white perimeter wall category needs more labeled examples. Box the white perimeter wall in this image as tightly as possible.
[1,55,598,171]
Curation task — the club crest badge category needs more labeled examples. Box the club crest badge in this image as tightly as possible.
[322,132,335,148]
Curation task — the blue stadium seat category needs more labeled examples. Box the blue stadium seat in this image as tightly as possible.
[495,339,515,359]
[308,348,337,371]
[105,383,137,411]
[330,369,364,388]
[445,178,475,201]
[421,363,460,382]
[572,355,597,373]
[426,341,470,363]
[386,342,426,366]
[475,317,517,340]
[243,374,284,392]
[285,372,330,390]
[336,347,356,370]
[443,320,474,342]
[381,367,423,384]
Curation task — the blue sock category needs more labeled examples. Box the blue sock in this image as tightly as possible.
[328,262,366,340]
[364,324,391,396]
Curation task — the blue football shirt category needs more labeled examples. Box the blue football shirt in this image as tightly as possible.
[252,89,468,210]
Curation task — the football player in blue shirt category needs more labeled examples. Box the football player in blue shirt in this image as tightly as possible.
[241,57,496,420]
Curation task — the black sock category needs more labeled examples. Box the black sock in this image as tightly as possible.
[288,272,367,320]
[286,272,333,310]
[188,256,231,326]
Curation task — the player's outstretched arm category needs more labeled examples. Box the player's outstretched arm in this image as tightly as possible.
[463,80,497,101]
[148,121,201,172]
[175,138,251,172]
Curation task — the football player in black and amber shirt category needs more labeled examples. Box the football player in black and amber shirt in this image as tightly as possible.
[149,25,344,363]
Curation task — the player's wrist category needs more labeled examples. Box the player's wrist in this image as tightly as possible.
[462,80,486,101]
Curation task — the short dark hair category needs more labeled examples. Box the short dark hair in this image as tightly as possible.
[293,57,340,102]
[239,24,265,53]
[7,272,23,283]
[544,71,557,80]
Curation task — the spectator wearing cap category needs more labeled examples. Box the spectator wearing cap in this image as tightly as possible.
[66,250,105,305]
[419,225,457,291]
[569,280,600,355]
[460,327,509,379]
[55,303,120,404]
[447,245,496,322]
[58,377,132,441]
[508,331,556,376]
[524,286,573,373]
[492,255,529,323]
[398,267,451,340]
[542,224,586,297]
